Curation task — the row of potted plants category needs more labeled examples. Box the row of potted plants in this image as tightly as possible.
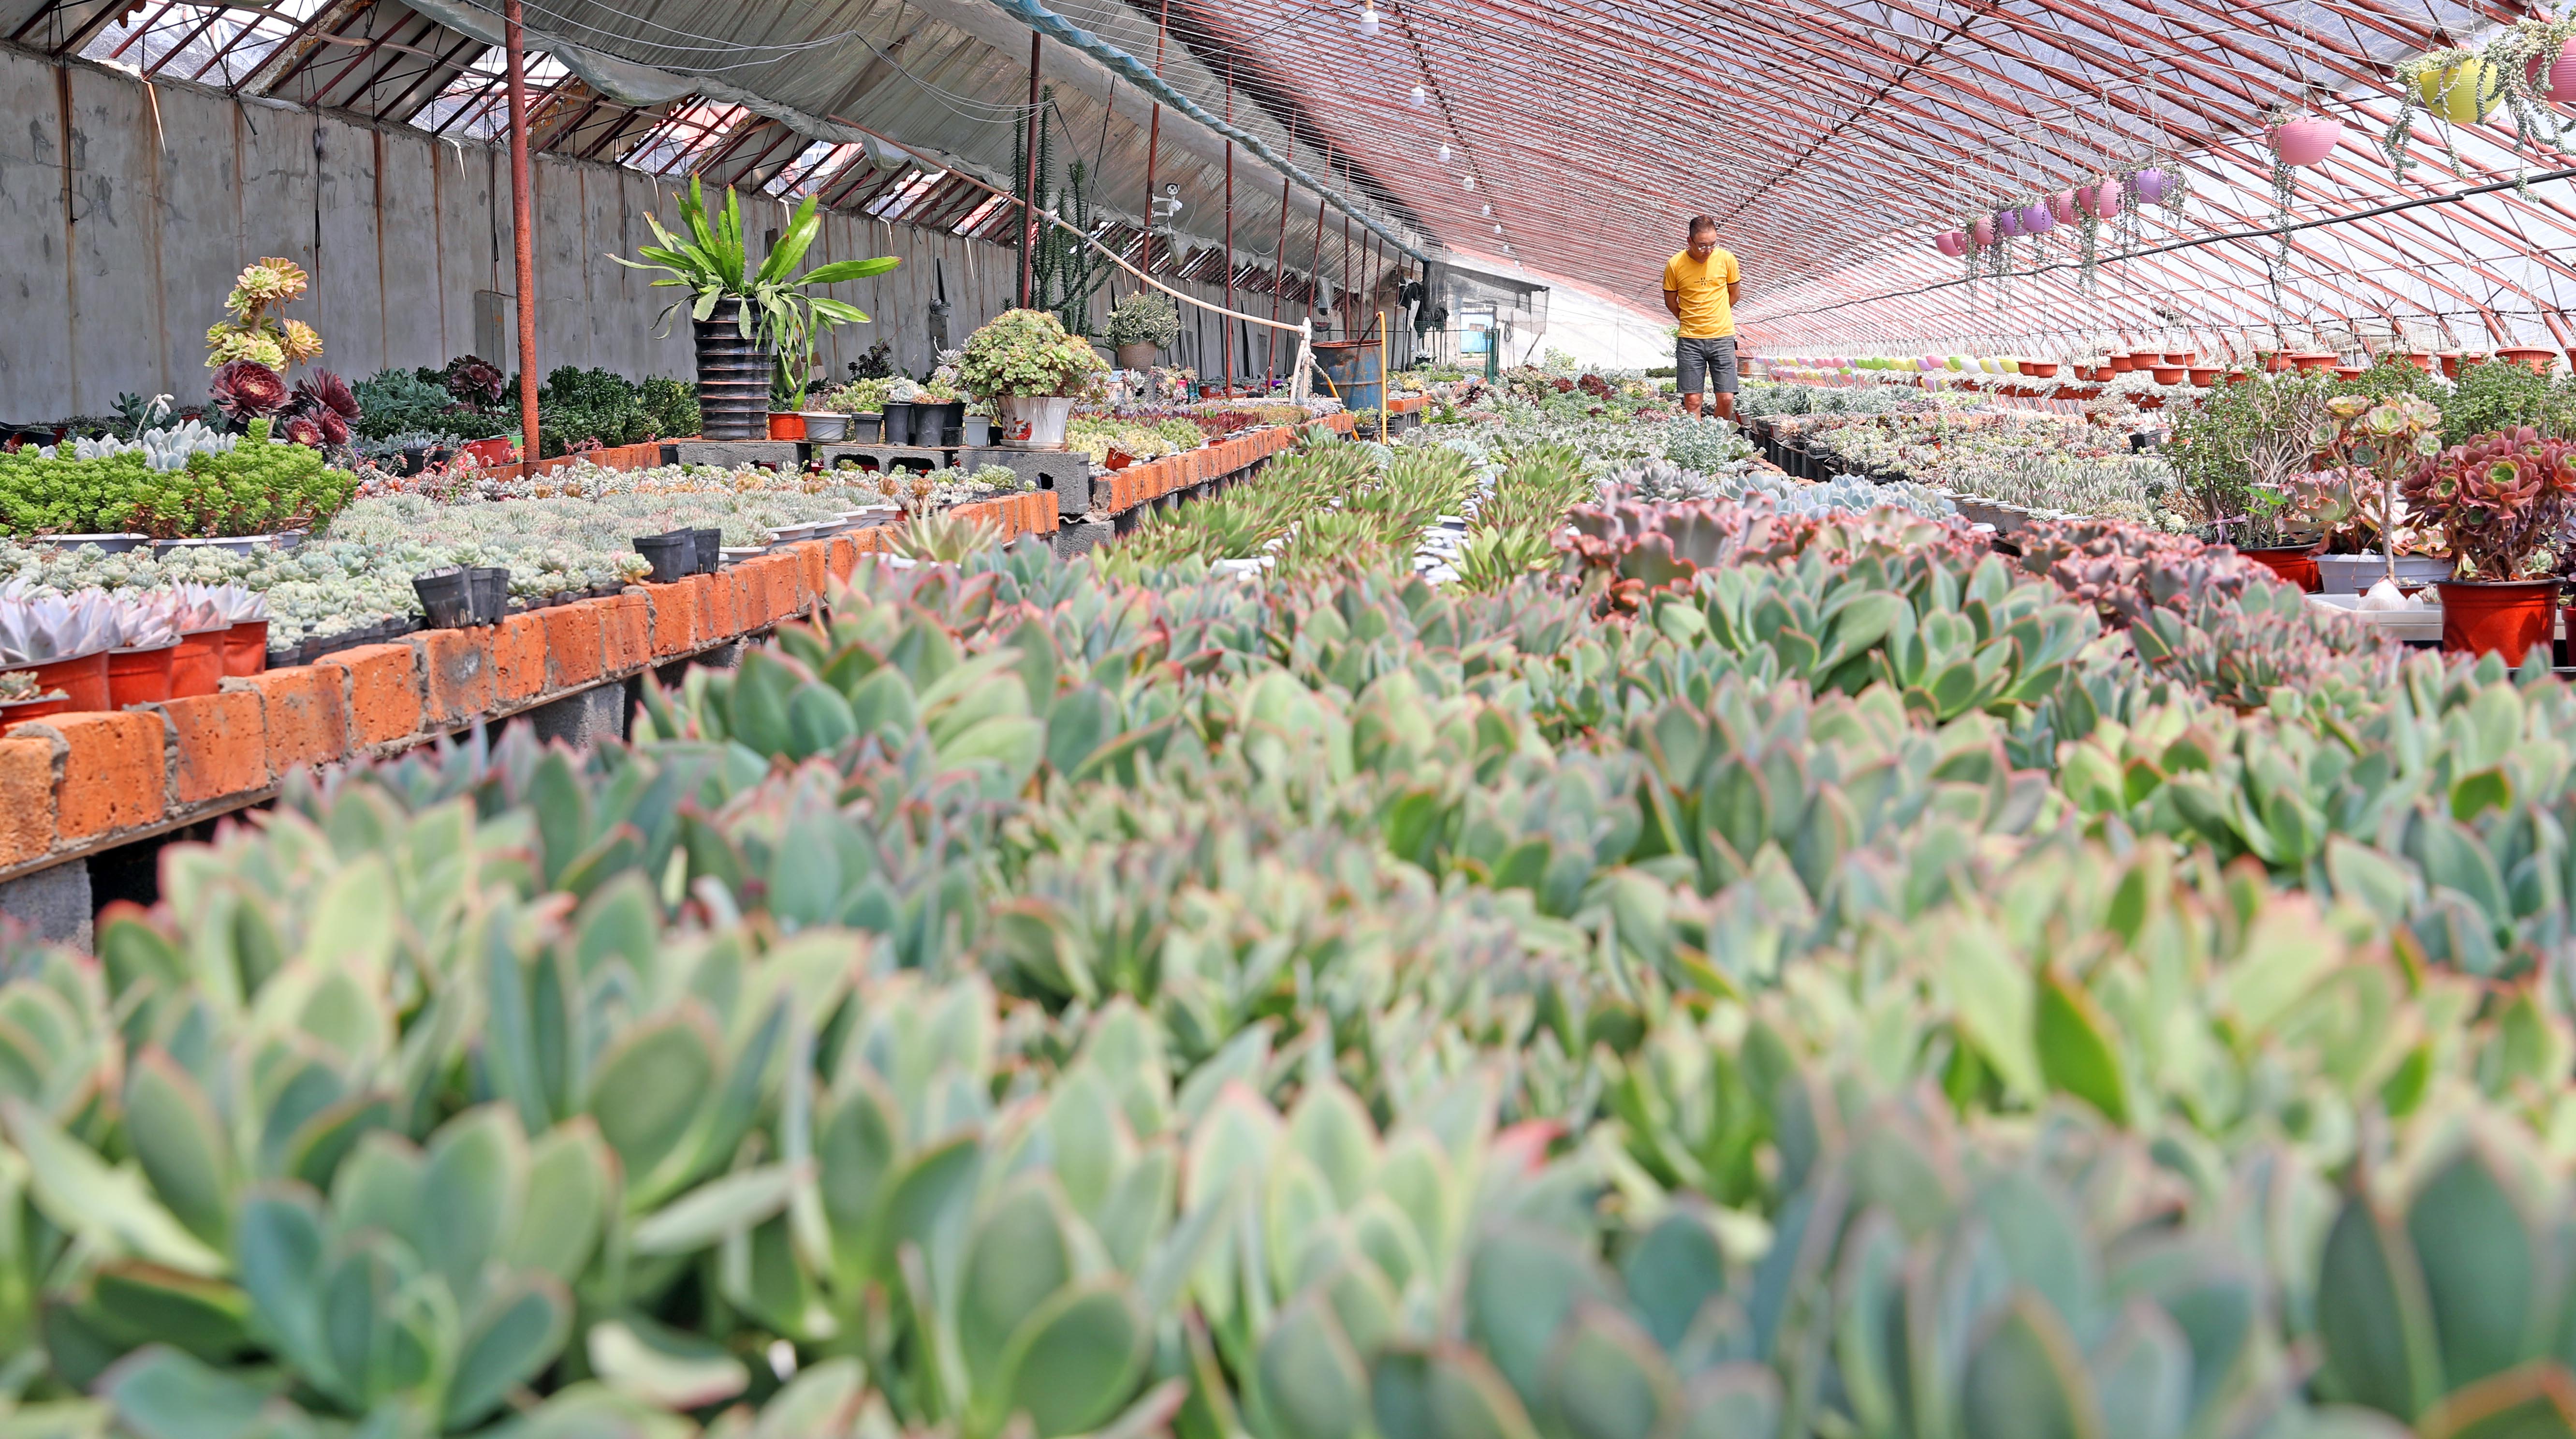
[0,579,268,718]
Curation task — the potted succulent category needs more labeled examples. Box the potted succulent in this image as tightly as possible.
[613,178,901,441]
[1106,289,1182,371]
[959,310,1105,450]
[2404,424,2576,657]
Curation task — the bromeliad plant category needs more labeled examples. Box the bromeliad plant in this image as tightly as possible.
[613,177,902,410]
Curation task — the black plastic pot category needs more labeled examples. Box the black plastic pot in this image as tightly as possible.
[691,527,724,575]
[633,531,693,585]
[413,568,473,629]
[397,447,428,477]
[468,567,511,625]
[844,412,884,444]
[882,401,917,447]
[693,298,772,441]
[920,400,965,446]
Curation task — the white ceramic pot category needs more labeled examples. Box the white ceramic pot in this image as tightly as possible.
[2314,553,2452,594]
[995,395,1077,449]
[801,411,849,442]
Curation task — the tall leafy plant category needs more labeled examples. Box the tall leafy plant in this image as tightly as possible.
[611,177,901,409]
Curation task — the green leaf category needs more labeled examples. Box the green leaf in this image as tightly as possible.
[997,1281,1150,1438]
[1259,1294,1368,1439]
[2404,1147,2539,1392]
[122,1051,234,1246]
[586,1011,718,1188]
[631,1164,802,1255]
[445,1277,571,1428]
[2316,1196,2444,1420]
[2034,968,2128,1124]
[97,1347,278,1439]
[1541,1303,1678,1439]
[961,1181,1077,1385]
[1959,1292,2104,1439]
[587,1314,750,1410]
[2,1098,222,1276]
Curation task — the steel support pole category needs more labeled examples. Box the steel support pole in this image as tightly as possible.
[504,0,538,462]
[1266,174,1290,387]
[1020,32,1040,309]
[1141,0,1167,279]
[1307,146,1331,338]
[1222,72,1236,397]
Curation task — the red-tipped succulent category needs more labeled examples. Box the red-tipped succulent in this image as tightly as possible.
[209,359,290,421]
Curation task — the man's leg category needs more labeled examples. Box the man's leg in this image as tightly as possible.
[1710,338,1738,422]
[1676,338,1706,417]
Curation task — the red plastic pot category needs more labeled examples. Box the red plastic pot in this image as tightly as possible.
[463,437,516,466]
[2151,365,2188,384]
[2291,352,2340,373]
[2162,351,2195,367]
[2239,543,2322,593]
[223,619,269,677]
[2108,353,2135,373]
[767,412,807,441]
[171,627,225,699]
[0,694,70,724]
[2189,366,2220,387]
[2441,578,2559,660]
[106,641,176,708]
[2498,346,2557,374]
[29,651,107,713]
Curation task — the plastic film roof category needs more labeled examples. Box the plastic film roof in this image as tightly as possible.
[22,0,2576,353]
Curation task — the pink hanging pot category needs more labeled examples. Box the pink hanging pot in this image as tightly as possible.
[2020,200,2055,234]
[1970,216,1996,246]
[2078,179,2122,220]
[2527,39,2576,102]
[2049,190,2079,224]
[2269,117,2341,168]
[2133,167,2171,205]
[1935,231,1966,257]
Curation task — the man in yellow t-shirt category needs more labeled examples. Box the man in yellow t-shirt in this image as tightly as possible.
[1663,215,1742,421]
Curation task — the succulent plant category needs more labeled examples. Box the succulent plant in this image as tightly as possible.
[208,359,290,422]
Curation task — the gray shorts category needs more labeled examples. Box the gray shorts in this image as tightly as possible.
[1677,336,1737,395]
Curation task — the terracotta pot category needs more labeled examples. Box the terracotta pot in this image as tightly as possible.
[2440,353,2465,380]
[171,627,225,699]
[1103,448,1136,470]
[2498,345,2557,374]
[2238,543,2322,593]
[2406,352,2437,372]
[2223,369,2252,385]
[767,412,807,441]
[2189,366,2220,387]
[29,651,107,713]
[2441,577,2559,660]
[223,619,269,677]
[2137,396,2165,411]
[2333,366,2365,380]
[462,437,516,467]
[2288,352,2338,373]
[2162,351,2195,367]
[2151,365,2187,384]
[106,641,177,709]
[2020,361,2059,378]
[2108,353,2135,373]
[2260,351,2290,374]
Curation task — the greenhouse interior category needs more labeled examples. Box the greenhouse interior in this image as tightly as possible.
[15,0,2576,1432]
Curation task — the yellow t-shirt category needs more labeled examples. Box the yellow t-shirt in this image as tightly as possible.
[1664,248,1741,339]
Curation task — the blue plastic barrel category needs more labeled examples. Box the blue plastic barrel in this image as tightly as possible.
[1311,339,1383,414]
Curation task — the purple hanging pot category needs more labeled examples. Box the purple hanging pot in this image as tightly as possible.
[2133,167,2171,206]
[2020,201,2056,234]
[1995,206,2024,238]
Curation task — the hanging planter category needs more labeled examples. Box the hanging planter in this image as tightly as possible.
[1935,231,1966,257]
[2533,37,2576,101]
[2417,56,2496,124]
[1994,207,2024,238]
[2131,167,2172,206]
[1970,216,1996,246]
[2019,201,2055,234]
[2076,180,2122,220]
[2049,190,2079,225]
[2269,117,2343,167]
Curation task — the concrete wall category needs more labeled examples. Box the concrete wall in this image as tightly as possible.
[0,44,1325,423]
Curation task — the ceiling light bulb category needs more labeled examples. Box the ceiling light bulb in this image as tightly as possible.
[1462,175,1476,191]
[1437,143,1451,163]
[1357,5,1379,35]
[1479,203,1491,215]
[1492,223,1502,234]
[1410,84,1427,106]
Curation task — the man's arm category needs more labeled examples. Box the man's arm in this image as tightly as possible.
[1664,289,1683,320]
[1726,281,1742,306]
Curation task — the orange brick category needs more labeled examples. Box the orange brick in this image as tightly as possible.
[825,535,858,583]
[730,567,762,635]
[798,541,827,603]
[541,603,604,690]
[151,691,268,805]
[21,712,164,839]
[691,573,732,644]
[318,643,422,749]
[762,555,801,622]
[0,737,54,865]
[230,665,349,774]
[1034,490,1058,532]
[600,593,651,675]
[492,613,549,704]
[638,582,697,658]
[407,628,495,728]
